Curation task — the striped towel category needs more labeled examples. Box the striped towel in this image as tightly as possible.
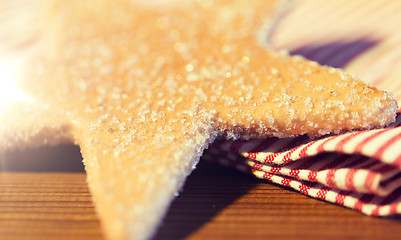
[205,0,401,216]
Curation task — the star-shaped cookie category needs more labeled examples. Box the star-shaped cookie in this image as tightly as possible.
[0,0,398,239]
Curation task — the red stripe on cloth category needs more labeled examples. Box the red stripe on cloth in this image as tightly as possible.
[270,166,282,175]
[354,129,391,153]
[284,137,312,159]
[335,132,363,152]
[252,162,263,171]
[390,202,400,215]
[289,169,300,178]
[326,169,337,188]
[364,171,377,193]
[264,152,280,163]
[282,147,300,163]
[246,152,259,160]
[299,183,311,195]
[393,154,401,168]
[373,132,401,161]
[316,187,330,200]
[371,206,380,216]
[308,171,317,181]
[298,141,315,158]
[263,172,273,181]
[354,194,375,212]
[316,136,337,152]
[345,169,357,191]
[281,178,292,187]
[335,191,348,206]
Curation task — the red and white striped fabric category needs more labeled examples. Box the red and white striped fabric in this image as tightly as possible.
[205,0,401,216]
[206,116,401,216]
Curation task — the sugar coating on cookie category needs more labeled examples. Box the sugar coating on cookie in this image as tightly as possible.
[0,0,398,240]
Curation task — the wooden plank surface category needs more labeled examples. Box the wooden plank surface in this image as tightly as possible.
[1,145,401,240]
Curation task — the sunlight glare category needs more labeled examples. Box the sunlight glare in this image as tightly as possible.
[0,59,31,110]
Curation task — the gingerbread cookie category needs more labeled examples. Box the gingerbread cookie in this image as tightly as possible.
[0,0,398,239]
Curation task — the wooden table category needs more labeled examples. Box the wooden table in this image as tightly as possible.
[1,145,401,240]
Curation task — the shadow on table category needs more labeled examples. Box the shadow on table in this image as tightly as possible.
[0,144,85,172]
[154,159,258,240]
